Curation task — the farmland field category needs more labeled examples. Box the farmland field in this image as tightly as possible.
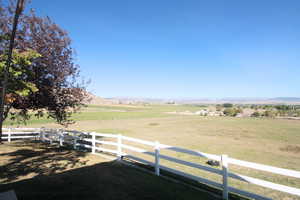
[4,104,300,199]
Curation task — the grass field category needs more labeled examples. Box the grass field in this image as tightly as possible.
[3,104,300,199]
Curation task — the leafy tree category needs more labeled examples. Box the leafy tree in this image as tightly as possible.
[0,1,88,140]
[223,103,233,108]
[216,104,222,111]
[223,108,241,117]
[250,105,254,109]
[236,107,243,114]
[223,108,233,116]
[251,111,260,117]
[275,105,291,111]
[262,110,276,118]
[0,49,41,120]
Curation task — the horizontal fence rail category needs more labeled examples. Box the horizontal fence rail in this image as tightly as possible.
[2,128,40,142]
[1,128,300,200]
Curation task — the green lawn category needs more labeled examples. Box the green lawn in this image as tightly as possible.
[3,104,300,199]
[0,141,218,200]
[3,104,207,125]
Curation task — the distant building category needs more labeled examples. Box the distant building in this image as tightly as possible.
[196,110,208,116]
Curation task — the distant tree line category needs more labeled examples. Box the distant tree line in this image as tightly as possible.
[217,103,300,118]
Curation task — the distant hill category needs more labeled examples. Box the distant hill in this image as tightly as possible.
[270,97,300,102]
[84,93,300,105]
[85,93,119,105]
[106,97,300,105]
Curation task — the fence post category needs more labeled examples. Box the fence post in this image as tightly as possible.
[39,128,42,141]
[155,141,160,176]
[34,128,38,141]
[49,129,53,145]
[8,128,11,143]
[59,135,63,146]
[73,138,77,149]
[92,132,96,154]
[59,129,63,146]
[221,154,229,200]
[40,127,45,142]
[117,134,122,160]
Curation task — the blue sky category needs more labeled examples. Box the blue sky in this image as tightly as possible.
[26,0,300,98]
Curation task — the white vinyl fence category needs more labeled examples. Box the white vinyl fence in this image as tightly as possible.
[2,128,300,200]
[2,128,40,142]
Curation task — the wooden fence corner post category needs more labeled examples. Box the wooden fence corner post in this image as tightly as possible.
[117,134,122,160]
[155,141,160,176]
[8,128,11,143]
[221,154,229,200]
[92,132,96,154]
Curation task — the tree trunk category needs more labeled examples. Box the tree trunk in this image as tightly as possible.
[0,93,3,143]
[0,0,25,144]
[0,84,5,143]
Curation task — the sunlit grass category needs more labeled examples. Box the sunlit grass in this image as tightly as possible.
[3,104,300,199]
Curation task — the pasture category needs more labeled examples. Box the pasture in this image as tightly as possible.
[4,104,300,199]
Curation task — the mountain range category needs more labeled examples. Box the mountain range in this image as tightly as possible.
[87,94,300,105]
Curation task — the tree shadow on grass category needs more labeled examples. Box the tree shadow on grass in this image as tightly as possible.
[1,159,217,200]
[0,140,89,183]
[0,140,219,200]
[0,141,216,200]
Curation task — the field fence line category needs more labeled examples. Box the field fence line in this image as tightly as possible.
[2,127,300,200]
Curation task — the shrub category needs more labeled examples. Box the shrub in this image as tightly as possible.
[251,111,260,117]
[223,108,241,117]
[263,110,277,118]
[223,103,233,108]
[216,104,222,111]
